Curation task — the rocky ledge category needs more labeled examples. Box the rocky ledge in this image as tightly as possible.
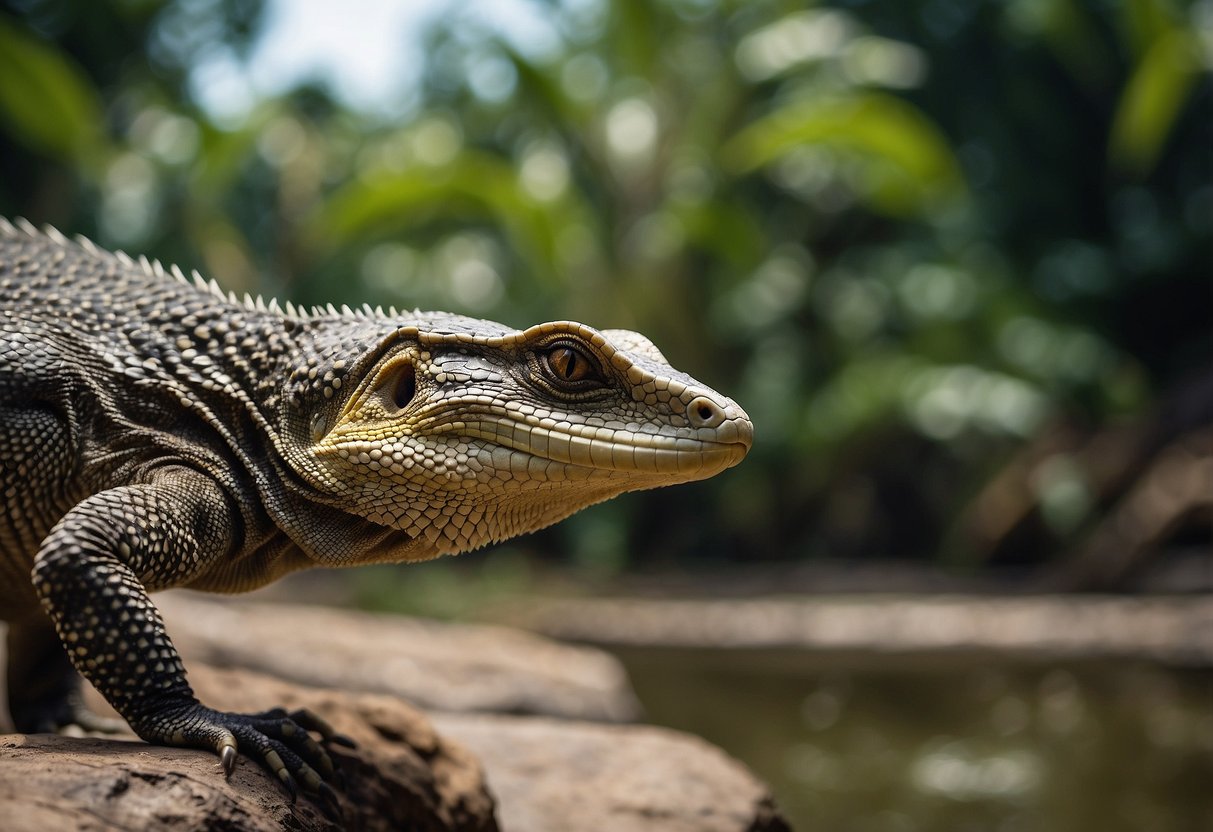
[0,594,790,831]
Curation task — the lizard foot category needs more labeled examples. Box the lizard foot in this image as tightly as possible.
[138,702,351,817]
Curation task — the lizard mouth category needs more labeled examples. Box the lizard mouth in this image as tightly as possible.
[448,417,751,481]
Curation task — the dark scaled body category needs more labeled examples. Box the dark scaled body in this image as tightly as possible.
[0,217,752,806]
[0,222,364,806]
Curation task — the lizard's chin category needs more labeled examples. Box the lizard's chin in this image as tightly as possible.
[361,485,623,561]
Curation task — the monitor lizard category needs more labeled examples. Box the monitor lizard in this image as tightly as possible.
[0,217,752,806]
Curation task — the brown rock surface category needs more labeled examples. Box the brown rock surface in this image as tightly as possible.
[1,663,499,832]
[159,591,641,722]
[433,713,792,832]
[1,600,790,831]
[1,733,303,832]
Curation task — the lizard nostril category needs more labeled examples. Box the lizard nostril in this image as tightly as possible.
[686,396,725,429]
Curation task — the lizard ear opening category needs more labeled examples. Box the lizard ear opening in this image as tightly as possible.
[391,361,416,410]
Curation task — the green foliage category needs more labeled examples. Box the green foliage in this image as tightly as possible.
[317,146,589,287]
[0,15,107,167]
[0,0,1208,570]
[1110,27,1204,175]
[723,92,966,216]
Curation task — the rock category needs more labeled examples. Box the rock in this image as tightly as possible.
[499,593,1213,664]
[0,663,499,832]
[1,600,791,831]
[1,733,300,832]
[158,592,641,722]
[433,713,792,832]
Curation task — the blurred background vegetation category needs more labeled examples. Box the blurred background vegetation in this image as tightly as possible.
[2,1,1210,828]
[0,0,1209,589]
[1,0,1208,594]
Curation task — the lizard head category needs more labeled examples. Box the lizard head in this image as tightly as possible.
[281,314,752,561]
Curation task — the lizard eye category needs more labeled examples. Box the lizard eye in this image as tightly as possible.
[543,343,600,385]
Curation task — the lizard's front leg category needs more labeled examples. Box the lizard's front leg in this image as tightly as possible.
[29,466,345,806]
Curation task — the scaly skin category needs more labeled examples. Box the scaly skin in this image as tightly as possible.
[0,217,752,803]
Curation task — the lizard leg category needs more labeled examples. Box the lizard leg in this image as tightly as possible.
[6,614,126,734]
[29,468,343,807]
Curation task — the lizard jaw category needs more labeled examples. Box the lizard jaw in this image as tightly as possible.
[450,413,752,482]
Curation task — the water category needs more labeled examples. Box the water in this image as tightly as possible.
[613,648,1213,832]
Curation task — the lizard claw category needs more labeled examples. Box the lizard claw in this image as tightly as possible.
[219,740,238,776]
[329,733,358,749]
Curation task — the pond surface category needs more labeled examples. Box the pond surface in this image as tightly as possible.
[613,648,1213,832]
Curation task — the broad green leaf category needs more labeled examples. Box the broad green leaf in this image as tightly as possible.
[315,152,596,284]
[612,0,660,78]
[1109,29,1203,176]
[722,93,966,217]
[1121,0,1181,58]
[0,16,108,168]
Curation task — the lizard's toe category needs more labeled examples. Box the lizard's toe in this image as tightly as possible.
[237,709,343,780]
[227,729,343,818]
[229,726,301,800]
[254,706,357,749]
